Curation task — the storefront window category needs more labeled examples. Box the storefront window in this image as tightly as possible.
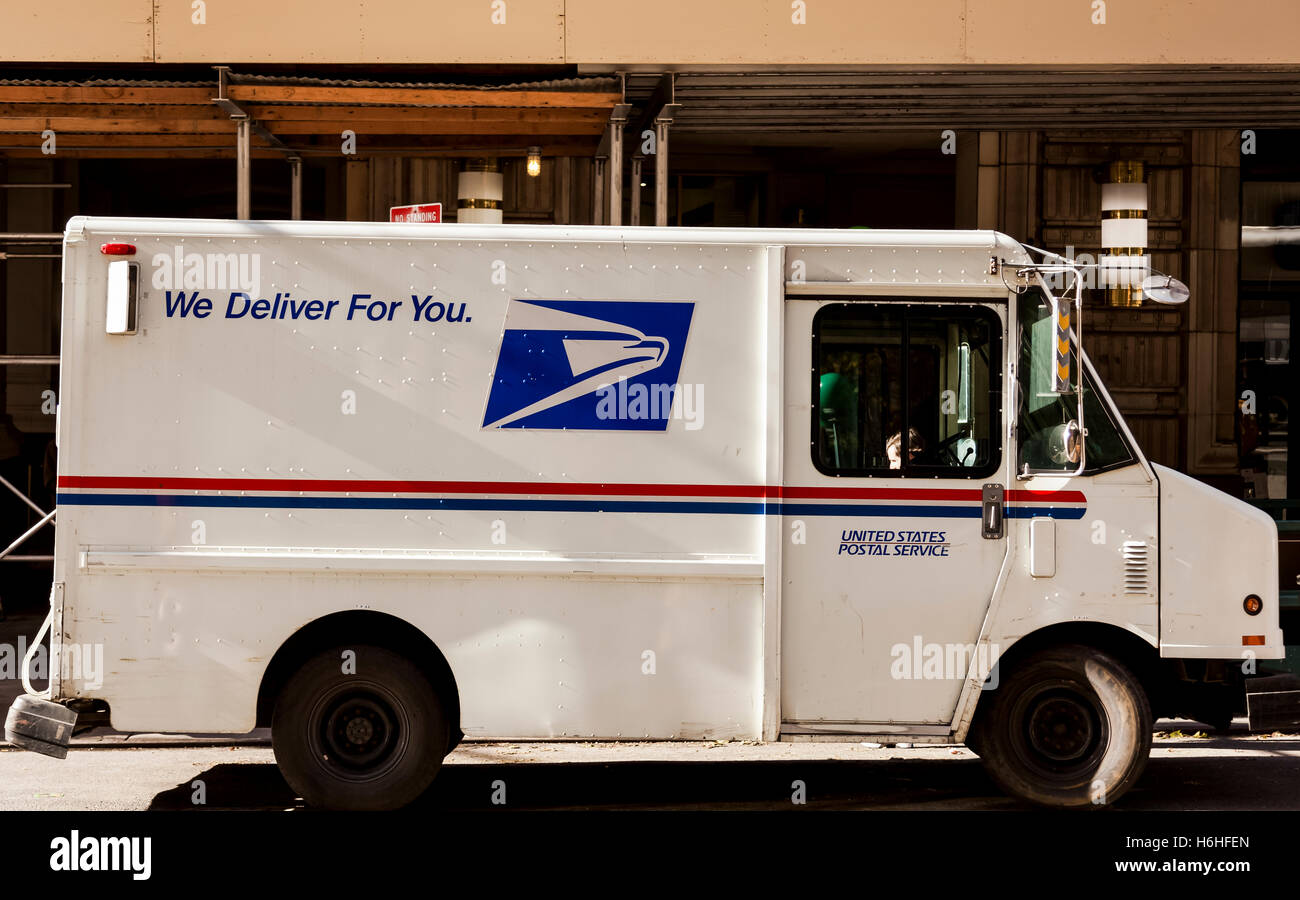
[1239,134,1300,501]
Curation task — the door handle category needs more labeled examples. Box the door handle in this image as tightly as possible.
[982,483,1004,539]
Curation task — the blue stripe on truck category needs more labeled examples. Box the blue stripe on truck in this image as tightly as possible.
[56,492,1086,519]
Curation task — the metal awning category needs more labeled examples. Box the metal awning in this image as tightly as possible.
[623,67,1300,132]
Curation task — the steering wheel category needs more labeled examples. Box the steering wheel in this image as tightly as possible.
[933,431,973,466]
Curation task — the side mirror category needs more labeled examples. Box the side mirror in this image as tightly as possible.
[1141,274,1190,305]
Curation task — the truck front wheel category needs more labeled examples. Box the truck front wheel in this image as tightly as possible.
[971,644,1151,808]
[272,644,450,810]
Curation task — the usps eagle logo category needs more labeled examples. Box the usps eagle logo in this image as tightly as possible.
[482,299,695,430]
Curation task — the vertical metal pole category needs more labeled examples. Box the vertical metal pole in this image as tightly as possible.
[289,156,302,220]
[592,158,605,226]
[654,119,669,227]
[235,116,251,220]
[608,120,623,227]
[630,156,643,226]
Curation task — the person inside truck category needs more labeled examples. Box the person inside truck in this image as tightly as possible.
[886,428,925,469]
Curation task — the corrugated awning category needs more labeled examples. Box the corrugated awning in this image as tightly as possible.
[0,73,622,158]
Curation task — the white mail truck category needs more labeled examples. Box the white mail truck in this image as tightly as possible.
[3,216,1284,810]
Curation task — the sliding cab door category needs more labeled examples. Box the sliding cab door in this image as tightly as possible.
[781,299,1010,728]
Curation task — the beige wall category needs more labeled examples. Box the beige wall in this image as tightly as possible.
[1,0,1295,65]
[156,0,565,64]
[0,0,154,63]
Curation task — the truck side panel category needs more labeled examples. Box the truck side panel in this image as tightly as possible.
[56,227,772,737]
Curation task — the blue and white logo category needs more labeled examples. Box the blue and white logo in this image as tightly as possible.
[482,298,695,430]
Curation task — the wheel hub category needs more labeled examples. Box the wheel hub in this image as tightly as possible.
[1027,694,1095,763]
[322,694,398,771]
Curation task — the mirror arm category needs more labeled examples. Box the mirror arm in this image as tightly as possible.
[1069,275,1086,477]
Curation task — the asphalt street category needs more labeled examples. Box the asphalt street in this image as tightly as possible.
[1,729,1297,811]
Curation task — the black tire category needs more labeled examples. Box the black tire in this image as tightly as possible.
[272,644,450,810]
[1189,685,1239,733]
[970,644,1151,808]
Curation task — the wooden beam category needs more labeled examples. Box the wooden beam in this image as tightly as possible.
[0,148,282,159]
[0,133,265,148]
[268,118,605,135]
[253,107,609,126]
[0,86,215,104]
[0,132,597,153]
[250,105,609,123]
[0,117,234,133]
[228,85,620,109]
[0,103,226,120]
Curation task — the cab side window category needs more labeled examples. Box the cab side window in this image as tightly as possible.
[813,303,1002,477]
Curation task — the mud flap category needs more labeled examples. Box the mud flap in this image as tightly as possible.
[5,695,77,759]
[1247,689,1300,733]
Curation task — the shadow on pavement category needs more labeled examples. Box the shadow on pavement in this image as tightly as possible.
[148,747,1300,812]
[150,757,1015,811]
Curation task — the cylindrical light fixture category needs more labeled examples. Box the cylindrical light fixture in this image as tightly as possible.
[457,159,503,224]
[1100,161,1149,307]
[526,146,542,178]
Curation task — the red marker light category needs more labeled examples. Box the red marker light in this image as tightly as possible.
[100,242,137,256]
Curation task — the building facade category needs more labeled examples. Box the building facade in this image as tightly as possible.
[1,1,1298,611]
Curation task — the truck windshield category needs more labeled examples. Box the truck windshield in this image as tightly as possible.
[1016,289,1137,474]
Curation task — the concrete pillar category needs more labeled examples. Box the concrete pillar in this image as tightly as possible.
[1185,129,1241,476]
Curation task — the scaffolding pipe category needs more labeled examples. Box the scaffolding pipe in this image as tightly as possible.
[654,119,669,227]
[608,118,623,227]
[0,233,62,242]
[630,156,643,226]
[290,157,302,220]
[236,117,251,220]
[0,508,56,561]
[0,355,59,366]
[0,472,50,518]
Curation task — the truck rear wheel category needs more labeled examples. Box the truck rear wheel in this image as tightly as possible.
[971,644,1151,808]
[272,644,449,810]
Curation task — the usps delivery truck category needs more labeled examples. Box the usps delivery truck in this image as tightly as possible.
[3,216,1284,810]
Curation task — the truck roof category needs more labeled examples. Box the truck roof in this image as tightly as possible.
[65,216,1033,263]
